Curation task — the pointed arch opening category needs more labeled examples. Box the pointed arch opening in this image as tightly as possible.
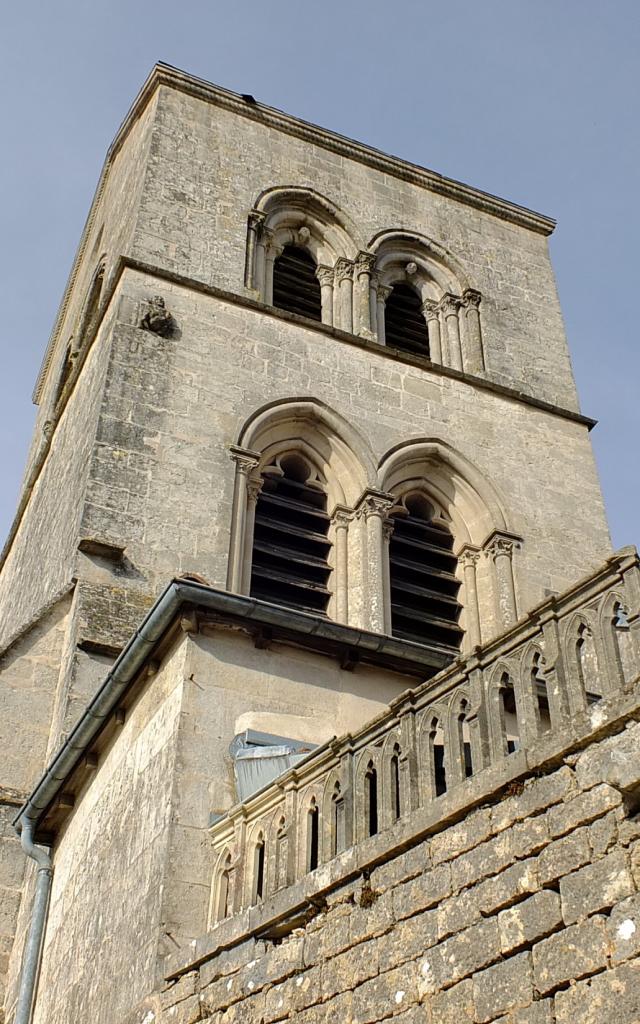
[307,799,320,871]
[252,834,266,903]
[364,760,379,837]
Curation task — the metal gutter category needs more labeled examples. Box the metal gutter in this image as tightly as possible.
[14,581,451,832]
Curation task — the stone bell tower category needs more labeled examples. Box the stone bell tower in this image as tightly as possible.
[0,64,619,1024]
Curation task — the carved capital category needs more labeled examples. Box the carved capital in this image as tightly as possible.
[382,518,395,542]
[355,251,376,278]
[484,532,521,562]
[315,264,335,287]
[335,257,354,283]
[331,504,354,528]
[356,489,395,521]
[439,293,463,318]
[462,288,482,311]
[229,445,261,477]
[247,209,266,236]
[459,545,481,570]
[247,477,263,503]
[376,283,393,303]
[421,299,441,322]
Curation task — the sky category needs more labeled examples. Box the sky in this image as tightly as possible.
[1,0,638,551]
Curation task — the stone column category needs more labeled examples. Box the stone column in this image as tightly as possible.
[244,210,266,290]
[485,533,520,631]
[331,505,353,624]
[227,445,261,593]
[459,546,482,649]
[356,489,395,633]
[316,265,335,326]
[462,289,485,373]
[440,293,463,371]
[240,478,263,594]
[334,258,354,333]
[354,252,376,337]
[382,518,395,633]
[422,300,442,364]
[369,273,380,341]
[376,284,393,346]
[263,234,283,306]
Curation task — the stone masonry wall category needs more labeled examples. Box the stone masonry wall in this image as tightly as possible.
[155,713,640,1024]
[134,85,578,410]
[76,269,609,649]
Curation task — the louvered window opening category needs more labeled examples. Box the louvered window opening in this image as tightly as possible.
[389,500,463,655]
[250,459,332,615]
[272,246,322,322]
[384,284,430,356]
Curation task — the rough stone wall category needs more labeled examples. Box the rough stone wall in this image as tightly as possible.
[134,86,578,410]
[156,716,640,1024]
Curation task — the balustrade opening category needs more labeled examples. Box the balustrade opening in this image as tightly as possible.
[272,246,322,321]
[391,746,401,821]
[364,763,378,836]
[307,804,319,871]
[253,839,265,901]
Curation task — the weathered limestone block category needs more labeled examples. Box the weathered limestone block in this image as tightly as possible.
[607,893,640,964]
[426,978,475,1023]
[472,950,533,1022]
[553,959,640,1023]
[498,890,563,953]
[490,767,576,834]
[321,941,378,1000]
[450,816,549,891]
[417,918,500,995]
[429,807,493,864]
[473,858,539,916]
[391,863,451,921]
[351,962,419,1024]
[575,722,640,793]
[263,967,322,1021]
[559,848,634,923]
[532,915,610,994]
[492,1000,555,1023]
[588,809,619,857]
[536,829,591,885]
[547,783,623,838]
[374,912,439,967]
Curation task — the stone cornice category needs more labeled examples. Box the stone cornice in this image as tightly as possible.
[33,62,556,404]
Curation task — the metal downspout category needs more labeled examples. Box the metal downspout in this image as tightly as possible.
[14,819,52,1024]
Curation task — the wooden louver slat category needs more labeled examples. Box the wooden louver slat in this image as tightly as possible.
[250,464,332,615]
[272,246,322,322]
[389,506,462,655]
[384,284,430,355]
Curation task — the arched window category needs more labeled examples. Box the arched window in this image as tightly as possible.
[250,453,332,614]
[575,622,602,703]
[388,493,462,654]
[272,245,322,321]
[384,284,429,356]
[364,761,378,837]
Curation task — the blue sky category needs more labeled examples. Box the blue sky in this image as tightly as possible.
[1,0,638,549]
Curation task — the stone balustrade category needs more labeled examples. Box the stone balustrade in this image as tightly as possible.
[209,548,640,925]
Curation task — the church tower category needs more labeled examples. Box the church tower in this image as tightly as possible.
[2,66,637,1024]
